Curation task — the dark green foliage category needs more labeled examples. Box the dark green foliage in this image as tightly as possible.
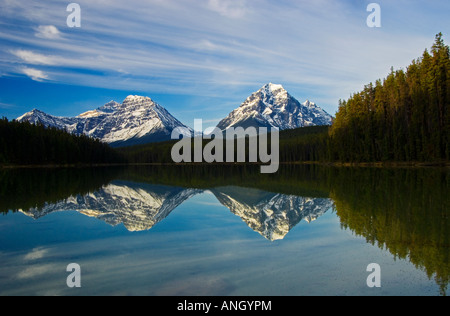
[278,126,330,162]
[329,33,450,163]
[0,118,125,166]
[120,126,331,164]
[117,139,178,164]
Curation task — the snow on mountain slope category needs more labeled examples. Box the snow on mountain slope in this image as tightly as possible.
[16,109,83,133]
[16,96,191,147]
[16,84,333,146]
[217,83,333,131]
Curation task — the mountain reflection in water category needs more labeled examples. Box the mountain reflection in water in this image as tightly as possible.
[17,180,333,241]
[0,165,448,294]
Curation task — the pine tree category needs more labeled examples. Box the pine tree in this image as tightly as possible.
[329,33,450,163]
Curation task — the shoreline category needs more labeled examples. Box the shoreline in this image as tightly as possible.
[1,161,449,170]
[290,161,450,168]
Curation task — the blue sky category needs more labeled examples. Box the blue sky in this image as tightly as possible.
[0,0,449,128]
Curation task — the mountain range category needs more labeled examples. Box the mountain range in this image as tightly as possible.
[17,95,192,147]
[17,83,333,147]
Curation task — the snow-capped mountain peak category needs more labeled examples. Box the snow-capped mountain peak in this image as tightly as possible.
[17,109,51,121]
[217,83,333,131]
[16,96,192,147]
[262,82,285,94]
[121,95,155,109]
[97,101,120,114]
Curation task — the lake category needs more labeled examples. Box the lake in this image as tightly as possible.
[0,165,448,296]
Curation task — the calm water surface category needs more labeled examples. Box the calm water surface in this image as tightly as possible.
[0,165,448,296]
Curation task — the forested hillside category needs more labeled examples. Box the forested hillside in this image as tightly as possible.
[0,118,125,166]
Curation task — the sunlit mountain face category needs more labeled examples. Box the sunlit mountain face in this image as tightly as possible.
[217,83,333,132]
[17,96,192,147]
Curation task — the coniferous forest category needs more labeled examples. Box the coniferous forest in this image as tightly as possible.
[0,118,125,166]
[329,33,449,163]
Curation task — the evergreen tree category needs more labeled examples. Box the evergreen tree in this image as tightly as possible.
[329,33,450,163]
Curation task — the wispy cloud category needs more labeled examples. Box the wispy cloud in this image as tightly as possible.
[21,67,49,82]
[207,0,247,19]
[34,25,62,40]
[11,49,57,65]
[24,247,50,261]
[0,0,449,116]
[16,264,55,280]
[0,102,16,109]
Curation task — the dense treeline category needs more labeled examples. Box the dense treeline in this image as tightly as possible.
[119,126,330,164]
[119,138,177,164]
[119,163,330,198]
[0,118,125,166]
[0,115,330,166]
[278,126,329,162]
[329,33,450,163]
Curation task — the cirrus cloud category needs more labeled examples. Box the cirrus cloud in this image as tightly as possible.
[207,0,247,18]
[12,49,57,65]
[21,67,49,81]
[34,25,62,40]
[0,0,449,120]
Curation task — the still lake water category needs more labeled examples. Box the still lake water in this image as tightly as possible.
[0,165,448,296]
